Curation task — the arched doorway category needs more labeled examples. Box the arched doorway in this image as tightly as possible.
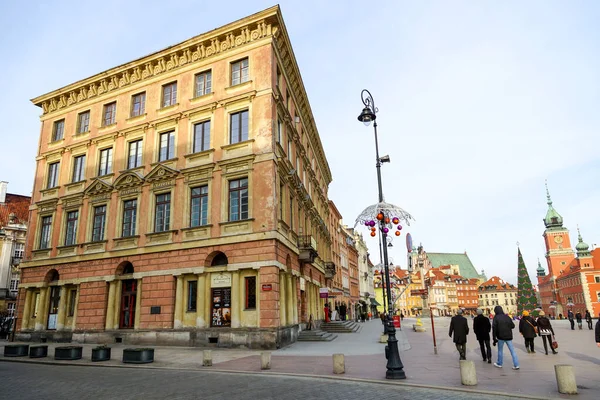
[117,262,136,329]
[45,270,60,330]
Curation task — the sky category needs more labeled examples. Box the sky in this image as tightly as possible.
[1,1,599,284]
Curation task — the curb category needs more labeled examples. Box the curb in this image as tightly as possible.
[0,357,559,400]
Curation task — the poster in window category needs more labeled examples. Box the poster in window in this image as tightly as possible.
[211,287,231,327]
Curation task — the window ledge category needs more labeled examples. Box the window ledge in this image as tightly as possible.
[150,158,179,167]
[126,113,147,123]
[221,139,254,151]
[74,131,90,137]
[99,123,117,132]
[40,186,61,194]
[189,93,214,103]
[114,235,141,241]
[157,103,180,113]
[219,218,254,227]
[81,240,108,246]
[56,244,78,250]
[184,149,214,159]
[49,138,65,146]
[146,229,178,237]
[225,80,253,93]
[65,180,86,188]
[181,225,213,231]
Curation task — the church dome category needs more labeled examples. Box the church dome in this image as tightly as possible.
[576,228,590,255]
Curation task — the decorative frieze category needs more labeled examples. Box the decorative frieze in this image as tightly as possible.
[35,19,276,116]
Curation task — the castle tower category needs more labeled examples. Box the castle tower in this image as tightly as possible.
[542,181,575,277]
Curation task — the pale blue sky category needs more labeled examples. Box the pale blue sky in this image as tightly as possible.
[1,1,599,283]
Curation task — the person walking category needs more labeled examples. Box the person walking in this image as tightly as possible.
[492,305,520,370]
[585,310,593,330]
[518,311,537,353]
[575,311,583,330]
[449,309,469,360]
[536,311,557,355]
[473,309,492,363]
[568,310,575,330]
[596,317,600,347]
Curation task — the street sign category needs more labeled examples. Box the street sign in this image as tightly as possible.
[410,289,428,296]
[406,233,413,252]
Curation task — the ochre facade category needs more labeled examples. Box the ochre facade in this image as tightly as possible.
[17,6,337,348]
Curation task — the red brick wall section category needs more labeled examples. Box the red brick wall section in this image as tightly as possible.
[77,281,108,330]
[139,275,175,329]
[260,266,280,328]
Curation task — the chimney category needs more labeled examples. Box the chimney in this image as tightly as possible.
[0,181,7,204]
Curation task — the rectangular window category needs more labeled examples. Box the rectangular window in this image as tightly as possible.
[162,82,177,108]
[190,186,208,227]
[52,119,65,141]
[277,119,283,143]
[245,276,256,309]
[72,155,86,182]
[12,243,24,258]
[131,92,146,117]
[229,110,248,144]
[122,199,137,237]
[64,210,79,246]
[279,182,284,219]
[595,276,600,283]
[127,140,143,169]
[92,205,106,242]
[231,58,249,86]
[103,102,116,126]
[228,178,248,221]
[98,148,113,176]
[289,194,294,230]
[193,121,210,153]
[195,71,212,97]
[39,216,52,249]
[287,136,292,161]
[7,303,15,317]
[77,111,90,134]
[68,289,77,317]
[187,280,197,311]
[47,162,60,188]
[154,193,171,232]
[158,131,175,161]
[9,279,18,292]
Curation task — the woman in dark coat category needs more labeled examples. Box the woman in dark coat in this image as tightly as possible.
[518,311,537,353]
[585,310,592,330]
[536,311,557,355]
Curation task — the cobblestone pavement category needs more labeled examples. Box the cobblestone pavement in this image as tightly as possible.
[0,362,517,400]
[1,318,598,399]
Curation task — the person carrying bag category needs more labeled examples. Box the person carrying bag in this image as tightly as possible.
[536,311,557,355]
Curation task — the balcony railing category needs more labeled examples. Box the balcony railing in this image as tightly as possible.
[324,262,336,279]
[298,235,318,263]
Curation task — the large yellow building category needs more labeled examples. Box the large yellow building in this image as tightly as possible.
[17,6,336,349]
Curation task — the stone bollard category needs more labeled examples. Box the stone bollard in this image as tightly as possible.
[459,360,477,386]
[261,352,272,370]
[332,353,345,374]
[380,334,388,343]
[554,364,577,394]
[203,350,212,367]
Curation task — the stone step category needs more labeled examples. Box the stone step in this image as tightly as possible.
[297,329,337,342]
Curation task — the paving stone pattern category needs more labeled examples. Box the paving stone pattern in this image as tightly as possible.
[0,362,515,400]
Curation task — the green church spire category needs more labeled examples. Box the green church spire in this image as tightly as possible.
[544,180,563,230]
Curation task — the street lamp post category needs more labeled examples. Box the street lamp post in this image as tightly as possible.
[357,89,406,379]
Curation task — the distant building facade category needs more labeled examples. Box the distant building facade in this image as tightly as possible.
[0,182,30,317]
[478,276,517,315]
[537,184,600,317]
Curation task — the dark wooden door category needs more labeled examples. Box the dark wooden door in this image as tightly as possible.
[120,280,137,329]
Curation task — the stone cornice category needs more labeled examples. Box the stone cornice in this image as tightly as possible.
[271,14,333,185]
[31,6,280,115]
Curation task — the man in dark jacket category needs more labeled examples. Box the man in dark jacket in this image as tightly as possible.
[473,309,492,363]
[492,305,519,370]
[568,310,575,330]
[595,318,600,347]
[449,309,469,360]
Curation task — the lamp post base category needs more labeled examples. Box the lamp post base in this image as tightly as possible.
[384,320,406,380]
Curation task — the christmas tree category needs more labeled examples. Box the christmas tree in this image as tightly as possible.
[517,248,538,315]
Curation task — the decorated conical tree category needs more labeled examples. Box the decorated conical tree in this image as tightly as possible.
[517,248,538,315]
